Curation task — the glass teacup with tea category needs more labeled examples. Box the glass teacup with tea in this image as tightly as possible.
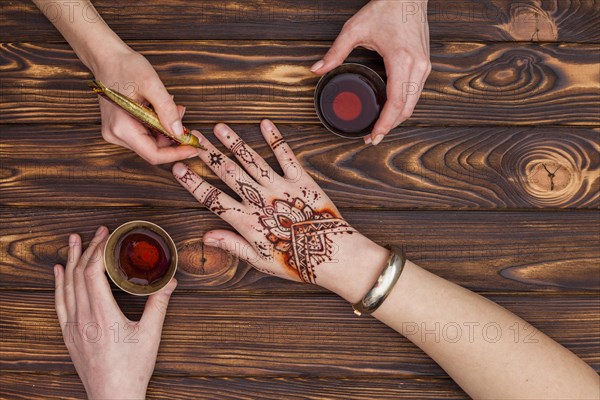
[314,63,387,138]
[104,220,177,296]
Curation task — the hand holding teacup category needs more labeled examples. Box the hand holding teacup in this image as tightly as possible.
[311,0,431,145]
[53,227,177,399]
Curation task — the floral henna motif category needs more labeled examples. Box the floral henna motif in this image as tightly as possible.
[208,152,223,167]
[258,197,355,283]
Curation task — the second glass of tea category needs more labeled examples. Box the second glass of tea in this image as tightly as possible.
[104,220,178,296]
[314,63,387,139]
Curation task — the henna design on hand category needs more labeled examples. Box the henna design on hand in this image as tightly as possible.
[300,186,322,205]
[258,197,355,283]
[176,169,204,194]
[174,123,355,284]
[237,180,266,209]
[231,138,272,180]
[203,188,229,215]
[177,169,196,186]
[208,152,223,167]
[269,129,289,154]
[254,240,274,262]
[271,137,286,151]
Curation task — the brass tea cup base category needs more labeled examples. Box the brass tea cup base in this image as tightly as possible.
[104,220,178,296]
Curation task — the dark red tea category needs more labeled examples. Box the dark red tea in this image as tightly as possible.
[319,73,382,134]
[116,228,171,285]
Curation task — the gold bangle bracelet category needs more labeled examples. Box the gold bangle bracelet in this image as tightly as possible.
[352,245,406,316]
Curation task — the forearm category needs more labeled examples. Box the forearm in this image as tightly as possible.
[321,239,599,399]
[32,0,130,73]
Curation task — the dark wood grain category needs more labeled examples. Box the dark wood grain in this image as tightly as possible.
[0,291,598,376]
[2,0,599,43]
[0,374,467,399]
[2,1,599,399]
[1,208,598,292]
[1,124,598,209]
[1,41,599,125]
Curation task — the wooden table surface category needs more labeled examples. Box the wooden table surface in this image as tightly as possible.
[1,1,599,398]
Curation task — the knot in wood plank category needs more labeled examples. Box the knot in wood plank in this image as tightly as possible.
[503,3,558,41]
[501,135,598,207]
[455,49,556,103]
[177,239,239,286]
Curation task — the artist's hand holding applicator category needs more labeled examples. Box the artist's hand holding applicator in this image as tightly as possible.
[33,0,198,164]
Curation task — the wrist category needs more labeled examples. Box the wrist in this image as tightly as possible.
[316,233,390,303]
[87,387,146,400]
[85,37,133,76]
[84,374,148,400]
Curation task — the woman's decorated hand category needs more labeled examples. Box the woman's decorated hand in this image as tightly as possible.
[173,120,388,301]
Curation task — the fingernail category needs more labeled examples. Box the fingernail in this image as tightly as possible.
[172,162,188,178]
[53,265,58,278]
[310,60,324,72]
[95,226,105,236]
[214,123,230,138]
[69,234,77,246]
[364,136,372,144]
[171,120,184,137]
[372,134,384,146]
[262,119,274,129]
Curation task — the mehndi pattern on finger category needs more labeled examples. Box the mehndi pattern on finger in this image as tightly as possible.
[202,188,229,215]
[208,152,224,167]
[231,138,272,181]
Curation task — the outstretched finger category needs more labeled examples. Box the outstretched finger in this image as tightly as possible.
[83,235,121,318]
[64,233,82,322]
[203,229,299,282]
[213,123,277,185]
[54,264,67,326]
[311,23,358,75]
[187,130,260,199]
[172,162,242,226]
[74,226,108,322]
[259,119,302,182]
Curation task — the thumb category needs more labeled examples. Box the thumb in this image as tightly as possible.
[143,80,185,138]
[311,27,357,75]
[203,229,261,266]
[140,278,177,332]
